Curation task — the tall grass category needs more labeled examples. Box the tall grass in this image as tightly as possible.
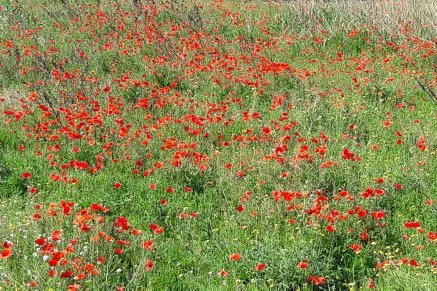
[269,0,437,40]
[0,0,437,289]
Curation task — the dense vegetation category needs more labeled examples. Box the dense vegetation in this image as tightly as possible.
[1,0,437,289]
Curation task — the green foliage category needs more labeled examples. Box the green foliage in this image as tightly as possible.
[0,0,437,289]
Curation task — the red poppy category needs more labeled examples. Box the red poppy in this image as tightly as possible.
[141,240,154,251]
[262,127,271,134]
[51,230,62,241]
[417,136,427,151]
[254,263,266,271]
[145,259,155,271]
[342,148,360,161]
[297,260,309,269]
[350,244,362,253]
[428,231,437,241]
[48,269,57,277]
[149,223,164,235]
[404,221,421,228]
[21,172,32,179]
[0,248,12,260]
[97,257,105,264]
[306,276,326,285]
[359,232,369,241]
[357,209,367,218]
[2,241,13,249]
[229,253,242,261]
[236,171,246,178]
[35,237,46,245]
[217,269,229,277]
[60,270,73,278]
[326,225,336,233]
[131,229,143,235]
[348,29,359,38]
[236,205,245,212]
[368,278,376,289]
[371,211,385,220]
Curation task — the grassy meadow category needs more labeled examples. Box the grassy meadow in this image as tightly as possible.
[1,0,437,289]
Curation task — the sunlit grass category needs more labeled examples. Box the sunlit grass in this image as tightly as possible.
[1,0,437,289]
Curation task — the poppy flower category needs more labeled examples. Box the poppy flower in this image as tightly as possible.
[60,270,73,278]
[350,244,362,253]
[27,281,37,288]
[262,127,271,134]
[306,276,326,285]
[382,120,392,127]
[0,248,12,260]
[236,171,246,178]
[297,260,309,269]
[229,253,242,261]
[33,213,42,220]
[114,216,131,231]
[217,269,229,277]
[21,172,32,179]
[326,225,336,233]
[236,205,245,212]
[404,221,421,228]
[368,278,376,288]
[145,259,155,271]
[359,232,369,241]
[2,241,13,249]
[375,178,385,183]
[141,240,155,251]
[51,230,62,241]
[348,29,359,38]
[35,237,47,245]
[90,204,108,212]
[371,211,385,220]
[97,257,106,264]
[149,223,164,235]
[428,231,437,241]
[48,269,57,277]
[417,136,427,151]
[254,263,266,271]
[357,209,367,218]
[130,229,143,235]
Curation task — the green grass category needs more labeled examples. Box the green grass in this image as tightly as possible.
[1,0,437,289]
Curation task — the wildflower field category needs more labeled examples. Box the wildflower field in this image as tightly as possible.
[1,0,437,289]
